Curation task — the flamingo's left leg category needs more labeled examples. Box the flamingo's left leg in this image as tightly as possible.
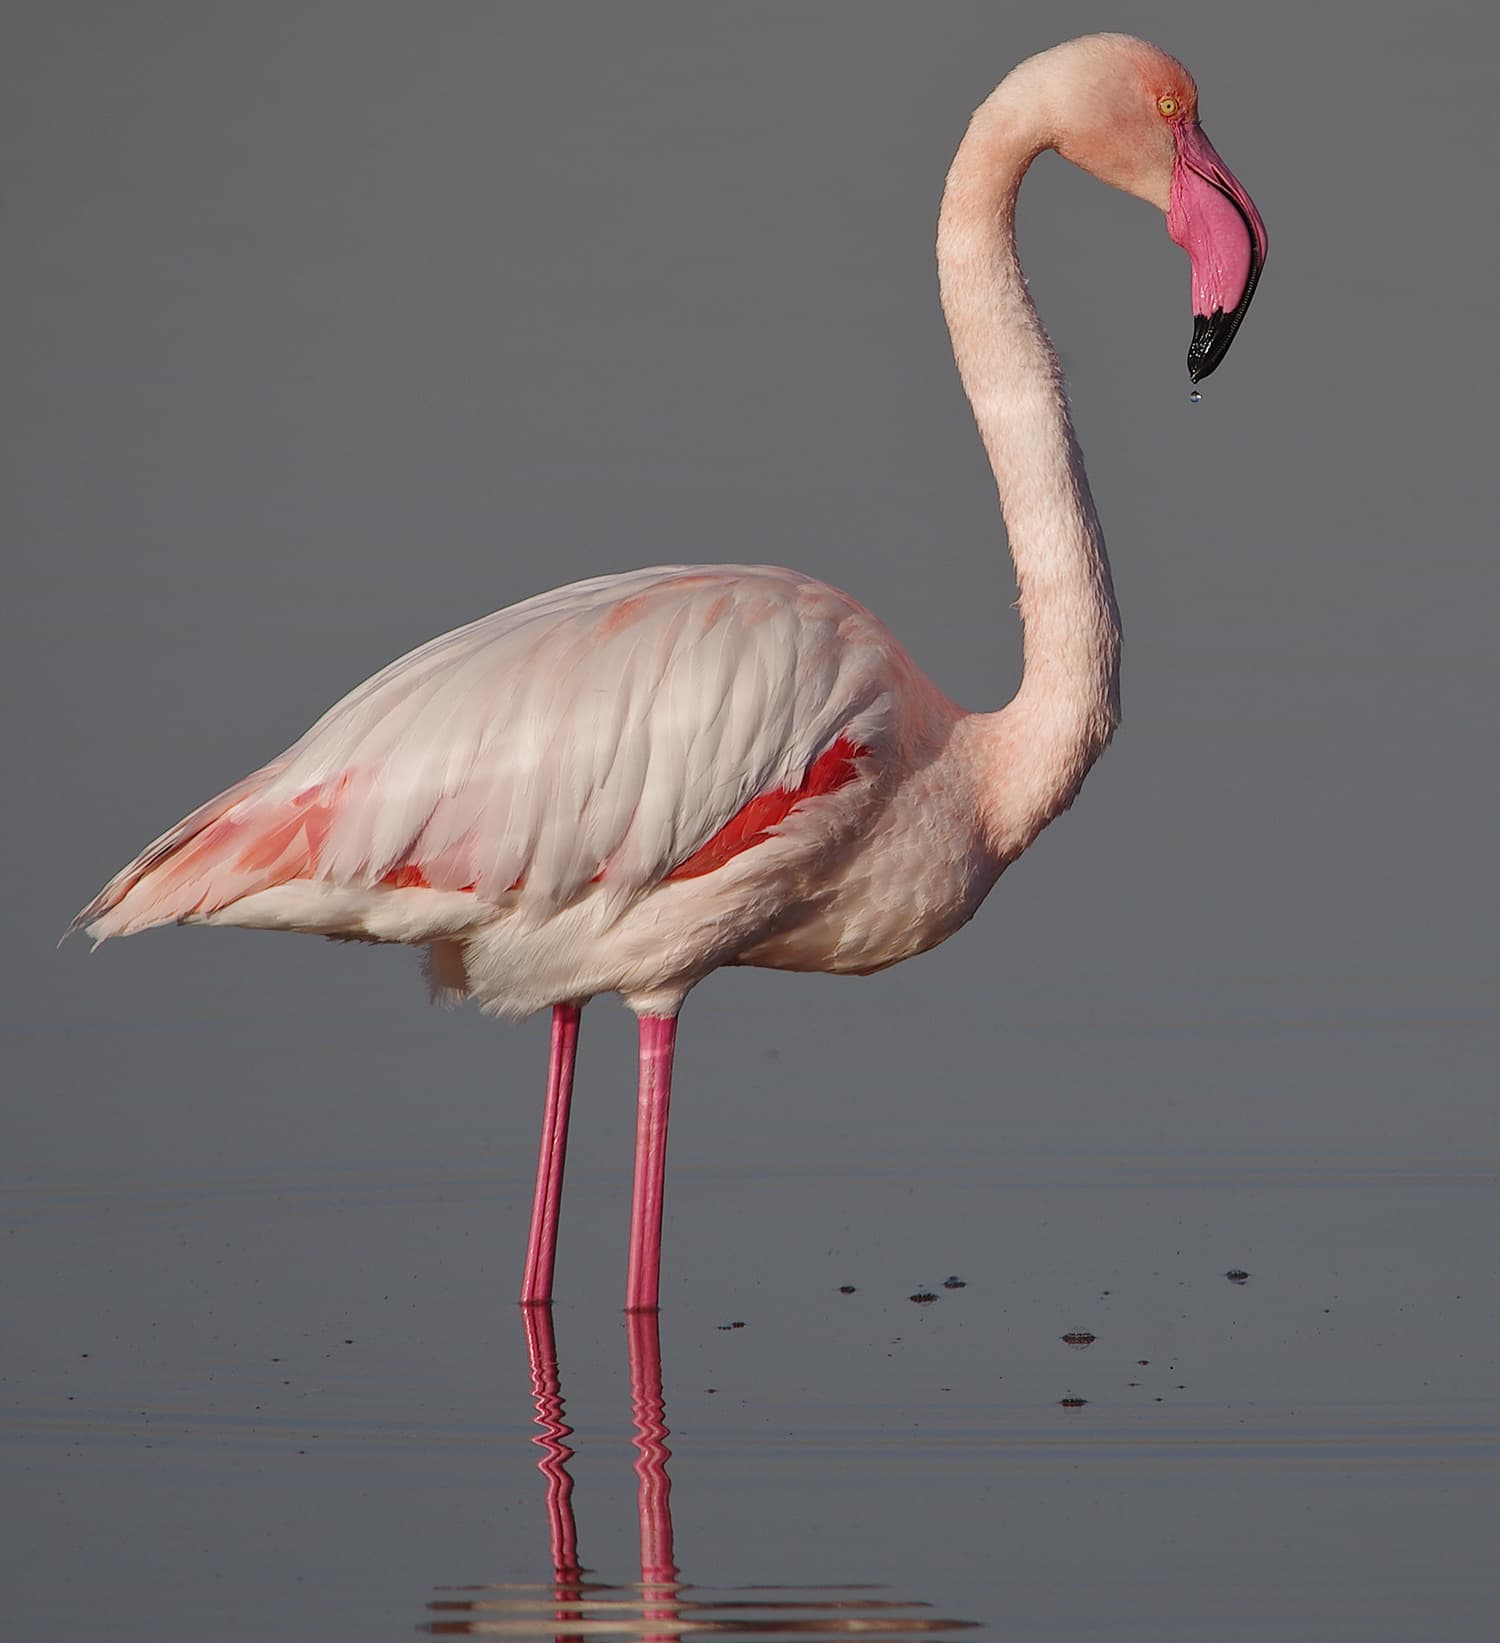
[520,1001,583,1306]
[626,1015,678,1312]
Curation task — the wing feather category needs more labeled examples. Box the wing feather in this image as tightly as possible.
[75,564,908,941]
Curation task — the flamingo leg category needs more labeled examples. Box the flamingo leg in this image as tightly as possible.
[625,1015,678,1312]
[520,1002,583,1306]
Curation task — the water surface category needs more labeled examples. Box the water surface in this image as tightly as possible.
[7,1038,1496,1641]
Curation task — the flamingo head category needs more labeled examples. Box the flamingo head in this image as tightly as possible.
[1043,35,1268,380]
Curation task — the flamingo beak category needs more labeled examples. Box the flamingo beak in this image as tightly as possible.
[1167,120,1268,381]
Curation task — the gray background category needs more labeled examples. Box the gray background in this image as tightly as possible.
[11,0,1494,1165]
[4,4,1497,1640]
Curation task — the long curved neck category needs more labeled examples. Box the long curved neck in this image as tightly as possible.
[938,86,1121,854]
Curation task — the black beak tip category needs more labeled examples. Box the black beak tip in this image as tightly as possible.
[1187,311,1226,382]
[1186,244,1262,383]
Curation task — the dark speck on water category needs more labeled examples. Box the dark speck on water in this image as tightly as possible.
[910,1292,939,1305]
[1059,1397,1088,1408]
[942,1275,967,1289]
[1061,1331,1097,1347]
[838,1285,857,1294]
[1226,1269,1251,1284]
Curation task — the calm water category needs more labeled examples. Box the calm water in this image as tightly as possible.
[5,975,1497,1641]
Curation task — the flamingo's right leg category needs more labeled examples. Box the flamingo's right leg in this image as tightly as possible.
[520,1002,583,1306]
[625,1015,679,1312]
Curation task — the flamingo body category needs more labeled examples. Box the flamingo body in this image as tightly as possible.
[73,34,1266,1309]
[74,563,997,1017]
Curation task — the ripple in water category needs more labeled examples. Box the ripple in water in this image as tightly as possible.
[418,1310,979,1639]
[423,1581,979,1637]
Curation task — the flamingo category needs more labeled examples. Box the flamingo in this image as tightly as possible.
[71,35,1266,1312]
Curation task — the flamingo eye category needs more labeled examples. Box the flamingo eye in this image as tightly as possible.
[1156,94,1181,118]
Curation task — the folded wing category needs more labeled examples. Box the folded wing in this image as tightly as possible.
[73,565,906,941]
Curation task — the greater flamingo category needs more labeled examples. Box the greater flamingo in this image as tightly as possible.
[72,35,1266,1311]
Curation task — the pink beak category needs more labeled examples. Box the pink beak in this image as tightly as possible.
[1167,120,1268,380]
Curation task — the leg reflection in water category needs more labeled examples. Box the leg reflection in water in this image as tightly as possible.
[525,1304,584,1595]
[628,1310,679,1614]
[422,1308,977,1638]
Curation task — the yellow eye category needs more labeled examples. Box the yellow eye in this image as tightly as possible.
[1157,95,1180,118]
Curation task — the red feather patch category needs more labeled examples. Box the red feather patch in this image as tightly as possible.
[666,736,868,881]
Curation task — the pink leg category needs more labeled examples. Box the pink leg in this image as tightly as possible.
[520,1002,582,1306]
[625,1015,678,1312]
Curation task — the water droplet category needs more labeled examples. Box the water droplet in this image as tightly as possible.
[1188,389,1202,404]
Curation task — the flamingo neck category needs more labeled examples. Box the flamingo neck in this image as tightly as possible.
[937,87,1122,855]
